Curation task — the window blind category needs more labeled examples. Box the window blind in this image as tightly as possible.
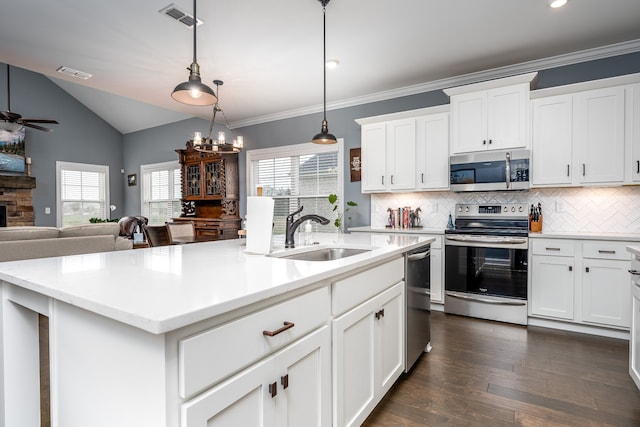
[141,162,182,225]
[57,162,109,226]
[248,142,342,235]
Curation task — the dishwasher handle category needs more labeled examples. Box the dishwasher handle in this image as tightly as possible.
[407,249,430,261]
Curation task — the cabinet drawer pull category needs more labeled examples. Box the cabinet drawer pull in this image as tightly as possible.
[598,250,616,254]
[567,164,570,177]
[482,140,487,145]
[281,374,289,390]
[374,309,385,320]
[488,139,492,145]
[269,382,277,398]
[569,266,573,272]
[263,321,295,337]
[390,175,394,185]
[637,160,639,174]
[629,270,640,276]
[583,163,586,176]
[382,176,384,185]
[421,173,424,184]
[545,247,561,251]
[586,267,590,273]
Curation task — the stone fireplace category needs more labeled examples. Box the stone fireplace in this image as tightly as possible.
[0,175,36,226]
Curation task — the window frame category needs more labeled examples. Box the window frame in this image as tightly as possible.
[246,139,344,234]
[56,161,110,227]
[140,160,182,225]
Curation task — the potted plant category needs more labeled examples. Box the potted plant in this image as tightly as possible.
[328,193,357,232]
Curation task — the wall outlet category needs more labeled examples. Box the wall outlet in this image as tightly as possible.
[45,207,51,215]
[431,203,438,213]
[555,200,565,212]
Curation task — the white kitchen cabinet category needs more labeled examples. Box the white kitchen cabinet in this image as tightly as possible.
[448,83,530,154]
[531,86,626,187]
[360,119,415,192]
[386,118,416,190]
[530,238,633,330]
[629,257,640,390]
[575,86,625,184]
[361,123,387,191]
[531,255,575,320]
[531,94,573,186]
[332,281,404,427]
[630,84,640,183]
[181,325,331,427]
[429,240,443,304]
[415,113,449,190]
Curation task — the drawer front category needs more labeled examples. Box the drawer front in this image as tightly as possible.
[179,286,330,399]
[531,239,575,257]
[332,257,404,315]
[582,241,632,261]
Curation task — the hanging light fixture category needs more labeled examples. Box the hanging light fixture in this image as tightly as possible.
[311,0,337,145]
[189,80,243,152]
[171,0,217,106]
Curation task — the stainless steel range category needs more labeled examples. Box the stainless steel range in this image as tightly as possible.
[444,203,529,325]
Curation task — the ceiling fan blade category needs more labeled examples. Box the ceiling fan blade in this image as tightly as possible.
[19,118,59,124]
[23,122,53,132]
[0,112,10,121]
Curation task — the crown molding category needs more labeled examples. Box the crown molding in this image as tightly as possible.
[230,39,640,129]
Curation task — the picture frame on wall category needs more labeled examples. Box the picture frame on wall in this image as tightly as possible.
[0,128,26,175]
[128,174,137,186]
[350,148,361,182]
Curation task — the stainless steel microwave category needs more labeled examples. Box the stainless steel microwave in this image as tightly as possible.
[449,149,530,192]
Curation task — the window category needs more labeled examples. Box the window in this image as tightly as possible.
[246,140,343,235]
[56,161,109,226]
[140,161,182,225]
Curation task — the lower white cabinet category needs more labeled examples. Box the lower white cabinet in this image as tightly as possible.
[333,281,404,427]
[531,255,575,320]
[181,325,331,427]
[530,238,632,329]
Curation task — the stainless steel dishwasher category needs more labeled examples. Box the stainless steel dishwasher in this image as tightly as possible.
[405,244,432,372]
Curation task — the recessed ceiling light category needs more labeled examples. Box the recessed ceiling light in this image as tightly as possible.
[326,59,339,69]
[56,66,92,80]
[548,0,568,8]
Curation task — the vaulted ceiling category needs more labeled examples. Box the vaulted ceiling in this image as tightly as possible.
[1,0,640,134]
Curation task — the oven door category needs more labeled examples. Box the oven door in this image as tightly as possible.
[444,235,528,324]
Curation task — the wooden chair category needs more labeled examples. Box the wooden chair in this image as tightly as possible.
[166,221,195,244]
[143,225,172,247]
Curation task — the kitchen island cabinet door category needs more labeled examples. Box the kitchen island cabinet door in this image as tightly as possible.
[582,259,631,328]
[332,281,404,427]
[182,326,331,427]
[531,94,573,186]
[531,256,575,320]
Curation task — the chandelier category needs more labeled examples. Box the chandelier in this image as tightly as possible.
[190,80,243,152]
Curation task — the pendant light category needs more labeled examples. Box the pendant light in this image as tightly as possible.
[312,0,337,144]
[171,0,217,106]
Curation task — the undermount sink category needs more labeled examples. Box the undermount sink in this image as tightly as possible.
[270,247,372,262]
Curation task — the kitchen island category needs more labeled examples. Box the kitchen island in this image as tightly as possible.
[0,232,433,427]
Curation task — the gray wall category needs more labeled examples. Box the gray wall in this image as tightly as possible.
[0,64,124,226]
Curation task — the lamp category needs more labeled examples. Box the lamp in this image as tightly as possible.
[548,0,568,8]
[311,0,337,145]
[171,0,217,106]
[189,80,243,152]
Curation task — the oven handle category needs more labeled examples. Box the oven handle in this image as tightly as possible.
[445,235,527,245]
[446,291,526,306]
[505,151,511,190]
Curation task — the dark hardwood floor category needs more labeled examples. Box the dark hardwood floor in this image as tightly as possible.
[363,311,640,426]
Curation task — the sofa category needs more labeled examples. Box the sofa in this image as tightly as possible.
[0,223,133,262]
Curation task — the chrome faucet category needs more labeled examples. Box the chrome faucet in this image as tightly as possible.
[285,206,330,248]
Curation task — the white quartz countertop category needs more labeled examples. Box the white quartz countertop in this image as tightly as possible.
[627,246,640,256]
[349,226,445,235]
[0,233,433,335]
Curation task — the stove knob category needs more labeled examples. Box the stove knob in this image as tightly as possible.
[465,206,470,212]
[519,206,524,212]
[458,206,462,212]
[511,207,516,212]
[503,206,508,213]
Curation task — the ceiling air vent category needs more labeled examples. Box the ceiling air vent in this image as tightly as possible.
[56,66,92,80]
[159,4,203,28]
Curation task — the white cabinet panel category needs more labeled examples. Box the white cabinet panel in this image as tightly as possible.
[450,91,487,153]
[416,113,449,190]
[531,256,575,320]
[630,84,640,182]
[361,123,387,191]
[582,259,630,328]
[386,119,416,190]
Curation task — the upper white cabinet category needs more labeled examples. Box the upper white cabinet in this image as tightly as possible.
[357,106,449,193]
[630,84,640,182]
[532,86,625,186]
[445,73,536,155]
[415,113,449,190]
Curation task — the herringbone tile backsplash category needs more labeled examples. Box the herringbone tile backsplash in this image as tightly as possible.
[371,186,640,233]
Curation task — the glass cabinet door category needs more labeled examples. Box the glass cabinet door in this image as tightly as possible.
[205,161,223,197]
[186,164,201,197]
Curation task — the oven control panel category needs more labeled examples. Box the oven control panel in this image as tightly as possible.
[456,203,529,219]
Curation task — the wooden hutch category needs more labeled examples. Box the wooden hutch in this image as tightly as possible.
[172,142,241,240]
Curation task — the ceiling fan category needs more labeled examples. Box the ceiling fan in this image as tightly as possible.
[0,64,59,132]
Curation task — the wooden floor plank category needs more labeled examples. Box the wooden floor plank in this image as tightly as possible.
[363,312,640,426]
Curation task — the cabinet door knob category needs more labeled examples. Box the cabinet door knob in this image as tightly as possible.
[263,321,295,337]
[569,266,573,272]
[488,139,492,145]
[586,267,590,273]
[482,140,487,145]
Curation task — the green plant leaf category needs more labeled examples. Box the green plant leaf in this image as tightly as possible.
[328,194,338,205]
[347,201,358,207]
